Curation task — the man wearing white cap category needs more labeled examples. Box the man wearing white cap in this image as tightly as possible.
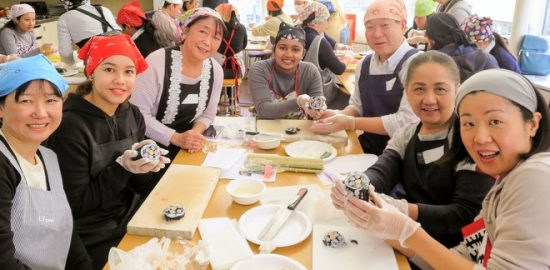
[152,0,183,48]
[312,0,421,155]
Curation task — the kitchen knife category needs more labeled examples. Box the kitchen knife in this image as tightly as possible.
[258,187,308,242]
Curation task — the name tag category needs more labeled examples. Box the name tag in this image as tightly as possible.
[182,94,199,104]
[386,78,396,91]
[422,145,444,164]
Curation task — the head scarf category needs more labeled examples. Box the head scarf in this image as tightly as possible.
[165,0,183,4]
[414,0,436,17]
[215,3,238,23]
[456,69,538,113]
[117,0,146,28]
[60,0,90,11]
[179,7,224,29]
[319,0,336,13]
[78,34,148,75]
[275,22,306,46]
[10,4,35,19]
[426,12,470,49]
[298,1,330,25]
[0,55,68,97]
[462,15,495,44]
[364,0,407,23]
[267,0,284,12]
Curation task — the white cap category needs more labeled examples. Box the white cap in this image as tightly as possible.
[165,0,183,4]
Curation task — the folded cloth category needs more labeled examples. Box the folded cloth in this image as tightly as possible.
[198,217,253,270]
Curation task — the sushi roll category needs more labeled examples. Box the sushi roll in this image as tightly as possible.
[285,127,301,135]
[308,96,326,111]
[163,204,185,221]
[323,231,347,248]
[343,171,370,201]
[134,142,161,162]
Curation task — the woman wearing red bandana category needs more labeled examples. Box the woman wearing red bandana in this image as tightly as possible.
[116,0,161,58]
[131,7,225,160]
[47,34,170,269]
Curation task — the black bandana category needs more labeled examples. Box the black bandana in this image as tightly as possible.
[275,22,306,46]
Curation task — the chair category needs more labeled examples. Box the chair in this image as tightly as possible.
[219,78,242,116]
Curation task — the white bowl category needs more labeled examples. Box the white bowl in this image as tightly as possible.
[252,134,281,150]
[226,179,266,205]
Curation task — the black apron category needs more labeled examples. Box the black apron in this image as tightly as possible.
[402,124,462,247]
[155,47,214,159]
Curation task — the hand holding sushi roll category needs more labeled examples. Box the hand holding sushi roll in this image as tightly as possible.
[344,188,420,247]
[116,139,171,174]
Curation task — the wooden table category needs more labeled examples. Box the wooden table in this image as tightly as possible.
[337,70,356,96]
[107,130,410,270]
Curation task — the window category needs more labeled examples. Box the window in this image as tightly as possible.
[543,0,550,35]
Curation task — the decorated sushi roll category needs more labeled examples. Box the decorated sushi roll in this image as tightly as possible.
[163,204,185,221]
[323,230,347,248]
[308,96,326,111]
[343,171,370,201]
[135,142,161,162]
[285,127,301,135]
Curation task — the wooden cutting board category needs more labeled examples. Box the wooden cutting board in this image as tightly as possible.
[127,164,220,239]
[257,119,348,145]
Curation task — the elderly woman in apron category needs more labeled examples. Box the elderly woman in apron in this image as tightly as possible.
[47,34,169,269]
[0,55,92,269]
[131,7,225,158]
[299,1,353,109]
[248,23,325,119]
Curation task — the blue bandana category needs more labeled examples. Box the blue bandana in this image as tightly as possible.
[0,54,68,97]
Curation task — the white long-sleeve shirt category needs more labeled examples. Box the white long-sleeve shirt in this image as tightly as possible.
[349,40,420,136]
[57,4,120,65]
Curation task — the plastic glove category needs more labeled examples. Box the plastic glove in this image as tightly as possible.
[344,188,420,247]
[379,193,409,216]
[296,94,310,108]
[310,114,355,134]
[116,140,171,174]
[40,43,56,55]
[335,43,352,51]
[407,35,428,45]
[330,180,349,210]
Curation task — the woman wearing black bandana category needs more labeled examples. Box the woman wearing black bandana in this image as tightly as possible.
[248,23,325,119]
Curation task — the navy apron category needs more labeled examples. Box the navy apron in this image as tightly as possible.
[358,49,418,155]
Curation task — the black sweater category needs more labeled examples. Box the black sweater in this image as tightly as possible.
[46,94,153,238]
[0,153,92,270]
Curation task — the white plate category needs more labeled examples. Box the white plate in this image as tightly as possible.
[285,140,337,161]
[61,69,79,77]
[231,254,307,270]
[238,204,312,248]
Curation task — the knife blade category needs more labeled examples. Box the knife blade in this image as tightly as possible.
[258,187,308,242]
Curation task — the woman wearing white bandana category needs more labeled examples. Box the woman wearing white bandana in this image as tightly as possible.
[131,8,224,160]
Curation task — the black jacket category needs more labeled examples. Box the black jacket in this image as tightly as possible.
[47,94,153,245]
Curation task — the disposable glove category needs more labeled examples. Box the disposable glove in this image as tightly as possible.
[310,114,355,134]
[379,193,409,216]
[344,188,420,247]
[116,140,171,174]
[330,180,348,210]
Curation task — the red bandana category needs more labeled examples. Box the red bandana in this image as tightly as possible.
[78,34,148,75]
[116,0,146,28]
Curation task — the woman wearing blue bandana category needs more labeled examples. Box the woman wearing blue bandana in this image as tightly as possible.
[0,55,92,269]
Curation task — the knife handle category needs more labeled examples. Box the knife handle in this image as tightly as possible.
[288,188,308,210]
